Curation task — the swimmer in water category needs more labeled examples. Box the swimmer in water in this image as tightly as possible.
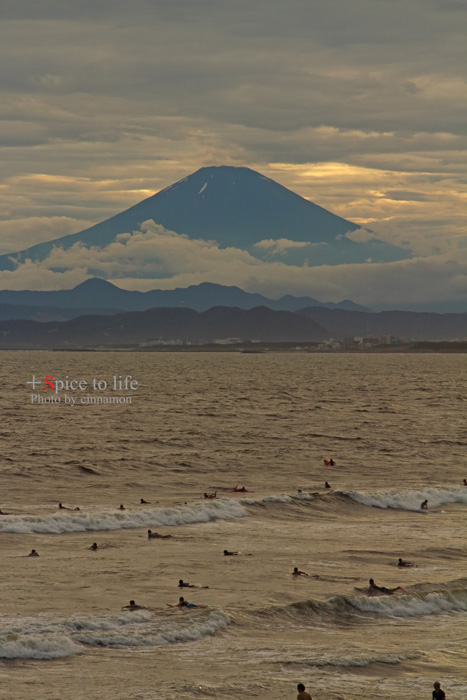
[432,681,446,700]
[122,600,143,610]
[397,557,415,567]
[293,567,309,577]
[28,549,39,557]
[90,543,98,551]
[421,499,428,510]
[147,530,172,539]
[223,549,238,556]
[368,578,402,595]
[297,683,312,700]
[324,481,331,489]
[118,504,125,511]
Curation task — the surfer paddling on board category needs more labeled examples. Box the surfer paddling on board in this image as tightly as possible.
[203,491,217,499]
[368,578,404,595]
[167,596,207,609]
[292,567,309,577]
[147,530,172,539]
[223,549,238,556]
[122,600,144,610]
[397,557,415,567]
[179,580,209,589]
[232,486,248,492]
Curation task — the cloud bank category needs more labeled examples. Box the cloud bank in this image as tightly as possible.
[1,221,465,312]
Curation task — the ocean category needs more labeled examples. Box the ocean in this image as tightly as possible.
[0,351,466,699]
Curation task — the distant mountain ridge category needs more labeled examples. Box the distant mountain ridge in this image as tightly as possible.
[0,306,329,348]
[0,278,372,315]
[0,302,465,348]
[0,166,410,271]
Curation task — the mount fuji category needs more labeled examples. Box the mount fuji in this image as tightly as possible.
[0,166,410,273]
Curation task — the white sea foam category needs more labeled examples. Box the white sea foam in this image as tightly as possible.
[241,492,314,506]
[351,590,467,618]
[0,500,247,535]
[342,486,467,512]
[0,610,230,660]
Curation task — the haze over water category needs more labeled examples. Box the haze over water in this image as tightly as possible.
[1,352,466,700]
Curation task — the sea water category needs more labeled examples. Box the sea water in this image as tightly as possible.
[0,352,466,699]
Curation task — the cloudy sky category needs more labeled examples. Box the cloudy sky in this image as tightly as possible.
[1,0,466,309]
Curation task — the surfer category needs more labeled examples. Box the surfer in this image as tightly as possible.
[421,499,428,510]
[147,530,172,539]
[463,479,467,486]
[28,549,39,557]
[140,498,150,504]
[432,681,446,700]
[297,682,312,700]
[118,504,125,510]
[368,578,402,595]
[397,557,415,567]
[324,481,331,489]
[223,549,238,556]
[58,503,68,510]
[122,600,143,610]
[329,458,335,466]
[233,486,247,492]
[203,491,217,499]
[178,579,209,589]
[90,543,98,551]
[293,567,309,577]
[167,596,203,609]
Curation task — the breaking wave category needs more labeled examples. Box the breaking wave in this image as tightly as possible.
[342,486,467,512]
[0,499,247,534]
[0,609,230,660]
[255,587,467,625]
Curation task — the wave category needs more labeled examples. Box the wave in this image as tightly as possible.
[278,650,421,669]
[240,492,315,506]
[342,486,467,512]
[0,609,230,660]
[0,499,247,535]
[255,587,467,625]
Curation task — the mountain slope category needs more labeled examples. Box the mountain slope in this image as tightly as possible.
[0,166,410,271]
